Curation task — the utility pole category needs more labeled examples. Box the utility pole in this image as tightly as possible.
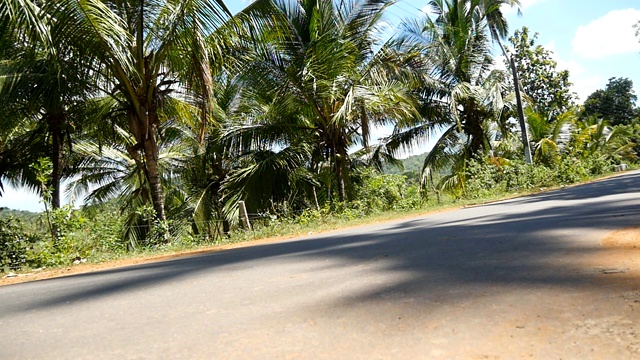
[490,8,532,164]
[509,56,533,164]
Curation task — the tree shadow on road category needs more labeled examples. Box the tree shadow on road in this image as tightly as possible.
[2,172,640,316]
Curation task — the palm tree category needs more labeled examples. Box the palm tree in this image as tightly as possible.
[0,0,97,209]
[571,116,636,164]
[69,117,194,247]
[524,107,575,165]
[227,0,420,203]
[45,0,231,222]
[387,0,520,192]
[178,71,243,237]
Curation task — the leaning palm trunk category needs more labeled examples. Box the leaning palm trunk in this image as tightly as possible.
[193,35,215,146]
[465,114,487,156]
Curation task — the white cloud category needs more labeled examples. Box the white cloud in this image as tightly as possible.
[519,39,599,102]
[571,76,605,103]
[420,5,438,18]
[539,39,602,102]
[518,0,546,9]
[422,0,546,18]
[572,8,640,59]
[558,58,585,77]
[362,124,437,158]
[369,124,393,142]
[544,40,585,77]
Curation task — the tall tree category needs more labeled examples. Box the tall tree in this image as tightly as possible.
[0,0,97,209]
[583,77,637,126]
[46,0,231,222]
[388,0,520,192]
[69,114,195,247]
[507,27,576,119]
[229,0,419,203]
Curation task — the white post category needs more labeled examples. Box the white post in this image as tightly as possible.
[238,201,252,230]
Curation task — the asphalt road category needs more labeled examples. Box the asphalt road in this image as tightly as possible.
[3,172,640,359]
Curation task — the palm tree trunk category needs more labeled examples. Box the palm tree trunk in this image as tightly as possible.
[334,146,347,203]
[195,37,214,145]
[326,148,333,204]
[312,186,320,210]
[47,115,64,210]
[143,126,166,222]
[310,156,321,210]
[128,105,166,223]
[465,108,486,156]
[336,166,346,202]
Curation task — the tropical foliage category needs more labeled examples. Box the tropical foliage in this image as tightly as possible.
[1,0,638,271]
[385,0,520,193]
[583,77,638,126]
[507,27,576,119]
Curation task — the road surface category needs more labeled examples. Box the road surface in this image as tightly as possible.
[2,172,640,359]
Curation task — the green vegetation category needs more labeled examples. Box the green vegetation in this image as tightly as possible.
[507,27,576,119]
[583,77,638,125]
[383,153,427,184]
[1,0,639,274]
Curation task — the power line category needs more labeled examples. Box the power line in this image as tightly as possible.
[388,0,431,22]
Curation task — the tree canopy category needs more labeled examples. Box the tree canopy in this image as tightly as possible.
[583,77,638,126]
[508,26,576,119]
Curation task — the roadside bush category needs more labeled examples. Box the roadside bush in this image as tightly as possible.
[466,157,571,198]
[464,158,504,197]
[296,207,328,226]
[0,217,40,271]
[77,206,127,256]
[465,154,617,200]
[353,168,414,213]
[584,156,611,176]
[27,206,93,267]
[464,158,542,198]
[553,157,587,184]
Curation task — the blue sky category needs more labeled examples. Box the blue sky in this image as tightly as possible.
[498,0,640,101]
[2,0,639,212]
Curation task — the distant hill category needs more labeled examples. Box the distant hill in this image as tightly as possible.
[384,152,427,174]
[0,208,40,223]
[0,208,38,217]
[0,208,44,234]
[383,152,428,184]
